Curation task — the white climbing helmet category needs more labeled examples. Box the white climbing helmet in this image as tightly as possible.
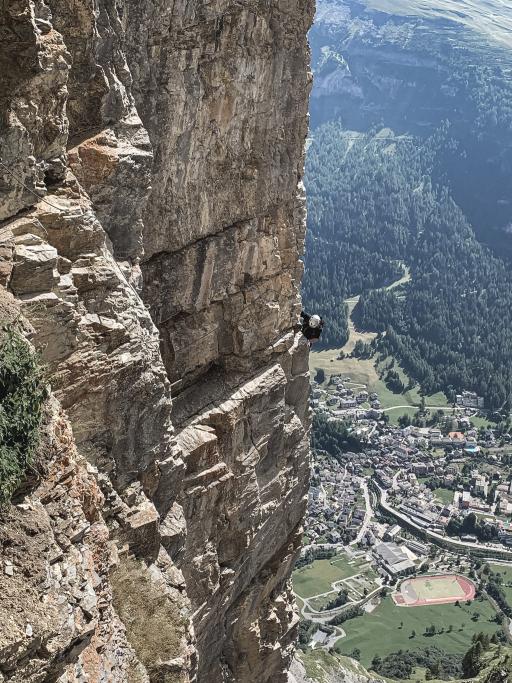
[309,314,321,328]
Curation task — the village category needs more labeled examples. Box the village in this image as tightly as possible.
[297,373,512,608]
[294,374,512,657]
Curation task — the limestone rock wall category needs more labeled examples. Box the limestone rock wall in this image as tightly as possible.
[0,0,313,681]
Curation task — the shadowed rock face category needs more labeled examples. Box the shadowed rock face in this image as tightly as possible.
[0,1,313,682]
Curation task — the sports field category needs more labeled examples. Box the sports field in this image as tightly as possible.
[394,574,475,607]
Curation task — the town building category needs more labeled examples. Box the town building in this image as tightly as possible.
[456,391,485,409]
[384,524,401,541]
[374,542,415,576]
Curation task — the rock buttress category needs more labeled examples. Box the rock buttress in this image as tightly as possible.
[0,0,314,681]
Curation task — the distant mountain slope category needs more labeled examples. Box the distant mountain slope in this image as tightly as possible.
[308,0,512,255]
[303,0,512,409]
[365,0,512,49]
[316,0,512,48]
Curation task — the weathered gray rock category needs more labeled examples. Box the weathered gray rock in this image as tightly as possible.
[289,652,385,683]
[0,397,145,683]
[0,0,313,680]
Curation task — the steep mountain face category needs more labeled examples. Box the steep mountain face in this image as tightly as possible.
[0,1,314,681]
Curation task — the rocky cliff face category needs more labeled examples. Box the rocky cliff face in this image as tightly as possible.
[0,1,313,681]
[289,651,383,683]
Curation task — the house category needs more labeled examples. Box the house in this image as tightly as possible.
[432,436,454,448]
[384,524,401,541]
[412,463,428,476]
[473,475,488,497]
[449,432,466,444]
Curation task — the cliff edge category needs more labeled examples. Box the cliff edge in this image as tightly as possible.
[0,1,314,681]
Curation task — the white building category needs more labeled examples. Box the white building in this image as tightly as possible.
[456,391,485,409]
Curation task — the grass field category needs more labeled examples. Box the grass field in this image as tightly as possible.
[293,554,375,599]
[387,406,418,425]
[330,554,372,577]
[433,488,455,505]
[489,564,512,605]
[308,592,340,611]
[470,415,496,429]
[336,596,499,668]
[293,559,358,598]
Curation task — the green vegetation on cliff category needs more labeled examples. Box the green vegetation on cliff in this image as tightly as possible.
[0,327,46,505]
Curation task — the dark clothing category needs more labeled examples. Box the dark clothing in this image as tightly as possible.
[300,311,324,342]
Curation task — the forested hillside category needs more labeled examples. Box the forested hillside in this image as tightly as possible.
[302,127,409,346]
[303,0,512,411]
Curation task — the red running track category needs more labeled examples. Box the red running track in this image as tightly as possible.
[392,574,476,607]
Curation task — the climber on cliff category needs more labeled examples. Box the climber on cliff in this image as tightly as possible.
[300,310,324,347]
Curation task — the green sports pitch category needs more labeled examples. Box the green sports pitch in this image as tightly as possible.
[394,574,475,607]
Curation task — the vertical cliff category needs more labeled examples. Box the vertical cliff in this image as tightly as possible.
[0,1,314,681]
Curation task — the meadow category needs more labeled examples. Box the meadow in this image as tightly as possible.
[336,596,499,668]
[293,554,373,599]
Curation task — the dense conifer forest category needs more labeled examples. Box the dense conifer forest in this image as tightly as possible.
[303,123,512,411]
[303,0,512,413]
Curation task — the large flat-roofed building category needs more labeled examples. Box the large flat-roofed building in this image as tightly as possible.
[374,542,415,576]
[404,539,429,556]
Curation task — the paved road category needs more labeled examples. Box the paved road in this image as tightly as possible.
[350,479,372,546]
[380,404,458,413]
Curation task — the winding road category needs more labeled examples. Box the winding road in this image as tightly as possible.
[380,404,463,413]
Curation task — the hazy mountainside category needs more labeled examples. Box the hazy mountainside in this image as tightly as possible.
[309,0,512,248]
[302,0,512,410]
[361,0,512,49]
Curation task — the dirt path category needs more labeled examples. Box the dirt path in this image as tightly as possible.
[343,265,410,355]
